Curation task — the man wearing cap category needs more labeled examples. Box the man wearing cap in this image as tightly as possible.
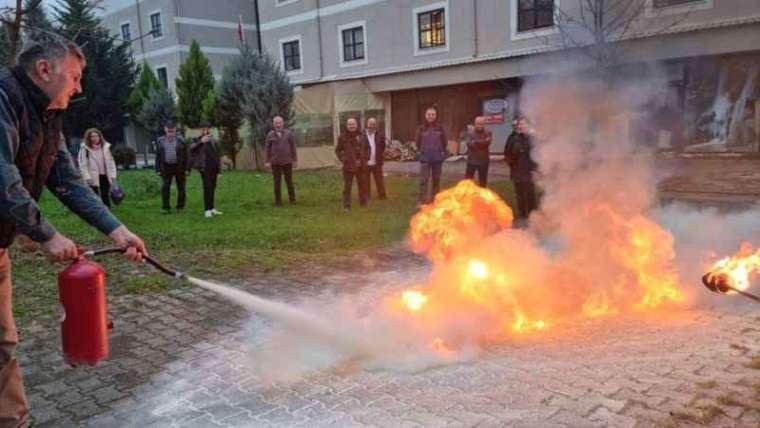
[155,120,190,213]
[190,122,222,218]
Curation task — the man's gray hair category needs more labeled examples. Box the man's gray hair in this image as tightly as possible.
[16,32,86,73]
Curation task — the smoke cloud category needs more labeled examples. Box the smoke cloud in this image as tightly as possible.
[129,70,760,396]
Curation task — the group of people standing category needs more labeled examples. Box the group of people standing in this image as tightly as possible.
[153,116,299,216]
[335,117,388,211]
[333,105,538,220]
[416,105,538,222]
[93,109,536,221]
[154,119,222,218]
[463,115,538,222]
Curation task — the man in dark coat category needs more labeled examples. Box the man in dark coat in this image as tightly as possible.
[155,119,190,213]
[335,117,367,211]
[464,116,492,187]
[0,35,146,428]
[504,117,539,222]
[191,121,222,217]
[358,117,387,200]
[265,115,297,206]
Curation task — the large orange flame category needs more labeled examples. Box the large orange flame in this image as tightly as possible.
[705,242,760,292]
[409,180,513,262]
[396,180,684,345]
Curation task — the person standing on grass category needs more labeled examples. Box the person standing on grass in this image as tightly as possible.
[335,117,367,211]
[78,128,117,208]
[0,34,147,428]
[415,106,448,208]
[359,117,388,201]
[464,116,492,187]
[265,115,298,206]
[191,121,222,218]
[155,119,190,214]
[504,117,539,222]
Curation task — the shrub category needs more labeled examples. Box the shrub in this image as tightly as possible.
[111,144,137,169]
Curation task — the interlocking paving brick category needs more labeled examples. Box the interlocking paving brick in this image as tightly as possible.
[90,385,128,405]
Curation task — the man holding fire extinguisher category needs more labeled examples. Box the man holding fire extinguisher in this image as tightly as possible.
[0,35,147,428]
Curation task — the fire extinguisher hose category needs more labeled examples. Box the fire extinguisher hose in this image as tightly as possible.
[81,247,184,279]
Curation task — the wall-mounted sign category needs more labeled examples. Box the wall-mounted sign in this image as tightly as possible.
[483,99,508,114]
[482,98,508,124]
[483,113,504,124]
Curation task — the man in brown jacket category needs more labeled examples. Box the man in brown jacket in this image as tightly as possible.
[335,117,367,211]
[358,117,387,200]
[464,116,492,187]
[265,116,297,206]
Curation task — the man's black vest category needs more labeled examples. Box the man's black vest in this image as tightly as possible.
[0,66,64,247]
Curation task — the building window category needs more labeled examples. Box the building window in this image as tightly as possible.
[417,8,445,49]
[282,40,301,72]
[342,26,364,62]
[517,0,554,33]
[156,67,168,88]
[645,0,712,17]
[120,22,131,41]
[653,0,699,7]
[150,12,162,38]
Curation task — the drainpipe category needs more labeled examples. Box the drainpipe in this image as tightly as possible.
[135,0,146,58]
[254,0,262,53]
[473,0,478,57]
[174,0,182,44]
[173,0,182,96]
[316,0,324,80]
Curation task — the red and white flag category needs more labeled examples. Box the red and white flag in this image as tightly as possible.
[237,14,246,44]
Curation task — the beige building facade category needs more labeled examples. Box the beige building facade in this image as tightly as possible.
[101,1,760,159]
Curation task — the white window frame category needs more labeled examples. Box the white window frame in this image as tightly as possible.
[275,0,300,7]
[337,20,368,68]
[155,65,169,89]
[510,0,560,41]
[119,20,131,41]
[412,1,450,57]
[149,10,164,41]
[645,0,713,18]
[279,35,303,76]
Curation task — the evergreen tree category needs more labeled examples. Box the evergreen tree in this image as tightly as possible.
[22,0,52,42]
[176,40,214,128]
[201,88,217,125]
[224,45,294,169]
[0,24,11,66]
[0,2,23,65]
[208,77,244,169]
[127,62,161,118]
[139,87,176,138]
[55,0,136,142]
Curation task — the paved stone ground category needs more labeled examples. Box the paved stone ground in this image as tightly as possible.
[17,246,760,427]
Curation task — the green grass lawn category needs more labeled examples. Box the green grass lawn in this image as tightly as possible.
[11,167,516,321]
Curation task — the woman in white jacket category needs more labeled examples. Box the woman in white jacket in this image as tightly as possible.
[78,128,118,208]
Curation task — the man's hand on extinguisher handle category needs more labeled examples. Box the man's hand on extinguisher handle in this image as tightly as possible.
[41,232,79,262]
[108,225,148,263]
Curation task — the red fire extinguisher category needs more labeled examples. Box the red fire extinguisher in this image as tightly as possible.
[58,255,111,366]
[57,248,182,367]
